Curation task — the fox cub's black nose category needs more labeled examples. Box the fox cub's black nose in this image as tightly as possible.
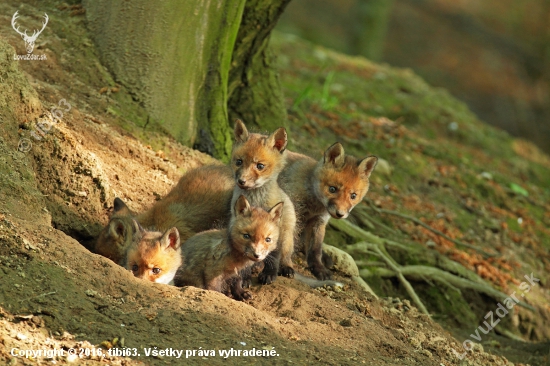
[238,179,246,185]
[253,253,260,259]
[335,211,345,218]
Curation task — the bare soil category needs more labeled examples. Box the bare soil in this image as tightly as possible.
[0,1,547,365]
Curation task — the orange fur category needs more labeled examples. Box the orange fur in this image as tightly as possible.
[229,120,297,284]
[94,165,234,264]
[124,226,182,284]
[279,143,377,279]
[174,196,282,300]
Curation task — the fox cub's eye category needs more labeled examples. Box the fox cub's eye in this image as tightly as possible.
[329,186,337,193]
[152,268,161,275]
[265,237,271,243]
[243,234,251,239]
[131,264,138,272]
[236,159,243,166]
[351,193,357,200]
[256,163,265,170]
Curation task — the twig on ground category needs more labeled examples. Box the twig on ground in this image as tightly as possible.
[18,291,57,303]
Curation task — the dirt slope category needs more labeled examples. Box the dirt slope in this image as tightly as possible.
[0,48,501,364]
[0,1,548,365]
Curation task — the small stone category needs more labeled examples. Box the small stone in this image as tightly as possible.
[85,289,97,297]
[376,158,392,177]
[32,316,42,326]
[420,349,432,358]
[340,319,352,327]
[448,122,459,131]
[16,333,27,340]
[479,172,492,180]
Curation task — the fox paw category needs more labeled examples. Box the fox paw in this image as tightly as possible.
[310,264,332,280]
[258,271,277,285]
[233,290,253,301]
[322,250,334,269]
[241,277,252,289]
[279,266,295,278]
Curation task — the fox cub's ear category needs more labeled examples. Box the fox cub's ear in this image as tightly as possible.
[266,127,287,153]
[234,119,249,143]
[324,142,345,167]
[131,219,145,236]
[161,227,180,250]
[358,156,378,179]
[234,195,252,217]
[108,218,126,241]
[113,197,132,216]
[268,202,284,223]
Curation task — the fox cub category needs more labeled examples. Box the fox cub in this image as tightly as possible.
[230,120,296,284]
[95,197,140,265]
[173,195,283,300]
[123,223,181,285]
[279,142,377,280]
[95,165,234,264]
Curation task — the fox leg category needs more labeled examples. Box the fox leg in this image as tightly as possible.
[278,198,296,278]
[229,274,252,301]
[258,249,281,285]
[236,262,263,289]
[305,217,332,280]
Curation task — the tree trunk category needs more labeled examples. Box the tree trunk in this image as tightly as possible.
[84,0,289,160]
[227,0,291,132]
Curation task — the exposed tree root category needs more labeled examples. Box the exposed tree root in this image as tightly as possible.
[329,219,536,314]
[372,245,430,315]
[362,265,535,311]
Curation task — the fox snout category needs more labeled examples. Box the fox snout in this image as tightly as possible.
[237,177,252,189]
[235,169,256,189]
[245,246,267,261]
[327,203,350,219]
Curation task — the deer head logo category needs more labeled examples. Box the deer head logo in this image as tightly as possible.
[11,11,48,54]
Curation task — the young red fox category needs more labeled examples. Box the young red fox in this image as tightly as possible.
[94,165,234,264]
[173,195,283,300]
[95,198,139,264]
[123,223,181,284]
[230,120,296,284]
[279,143,378,280]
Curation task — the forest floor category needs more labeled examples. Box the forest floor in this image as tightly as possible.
[0,1,549,365]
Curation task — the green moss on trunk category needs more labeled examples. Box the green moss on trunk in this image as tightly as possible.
[84,0,246,160]
[227,0,291,132]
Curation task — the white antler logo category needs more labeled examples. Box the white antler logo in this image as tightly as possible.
[11,11,49,54]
